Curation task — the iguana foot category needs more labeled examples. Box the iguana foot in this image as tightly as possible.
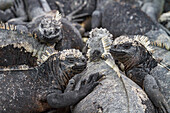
[47,72,104,108]
[79,72,104,94]
[66,0,88,22]
[11,0,27,19]
[64,79,76,93]
[144,74,170,113]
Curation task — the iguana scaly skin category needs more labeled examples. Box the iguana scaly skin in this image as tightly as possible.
[101,31,130,113]
[73,28,155,113]
[0,48,102,113]
[0,0,85,51]
[110,35,170,113]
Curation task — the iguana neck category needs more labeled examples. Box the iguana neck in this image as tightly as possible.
[124,46,157,72]
[37,55,72,91]
[126,51,157,73]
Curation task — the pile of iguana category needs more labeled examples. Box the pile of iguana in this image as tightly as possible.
[0,0,85,51]
[0,23,103,113]
[73,28,155,113]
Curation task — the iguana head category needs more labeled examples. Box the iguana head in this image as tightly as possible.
[110,35,156,71]
[38,11,62,44]
[85,28,113,62]
[58,49,87,76]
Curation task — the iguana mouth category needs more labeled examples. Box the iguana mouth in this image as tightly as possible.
[41,34,62,44]
[72,62,87,72]
[110,47,128,57]
[110,46,136,70]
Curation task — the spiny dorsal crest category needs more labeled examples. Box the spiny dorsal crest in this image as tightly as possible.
[102,35,113,53]
[0,22,16,31]
[150,41,170,51]
[40,46,58,62]
[53,11,62,21]
[89,28,113,40]
[59,49,83,60]
[134,35,153,52]
[113,35,153,53]
[52,11,62,27]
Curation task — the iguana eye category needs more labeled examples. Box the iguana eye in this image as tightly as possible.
[55,29,59,33]
[93,50,101,56]
[123,43,131,49]
[67,58,75,63]
[113,45,117,48]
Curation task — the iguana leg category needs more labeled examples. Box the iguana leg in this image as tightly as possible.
[66,0,89,22]
[91,10,102,28]
[47,72,103,108]
[143,74,170,113]
[0,9,15,22]
[8,0,27,24]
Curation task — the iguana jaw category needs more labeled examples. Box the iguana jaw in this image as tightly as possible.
[110,46,137,71]
[72,62,87,73]
[110,46,129,58]
[40,34,62,44]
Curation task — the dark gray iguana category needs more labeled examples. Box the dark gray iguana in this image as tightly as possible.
[26,11,85,51]
[0,49,103,113]
[109,35,170,113]
[73,28,155,113]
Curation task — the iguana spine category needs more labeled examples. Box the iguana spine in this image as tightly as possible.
[101,35,130,113]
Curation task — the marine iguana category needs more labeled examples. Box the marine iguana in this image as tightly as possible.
[27,10,84,51]
[110,35,170,113]
[0,23,103,112]
[73,28,155,113]
[0,48,104,113]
